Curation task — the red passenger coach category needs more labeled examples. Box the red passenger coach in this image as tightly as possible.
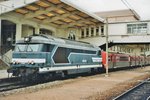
[101,51,150,69]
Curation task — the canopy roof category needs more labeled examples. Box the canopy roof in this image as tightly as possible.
[13,0,104,28]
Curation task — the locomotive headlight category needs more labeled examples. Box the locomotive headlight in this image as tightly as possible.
[16,61,20,64]
[12,61,16,64]
[28,61,35,65]
[24,37,31,42]
[31,61,35,65]
[28,61,30,64]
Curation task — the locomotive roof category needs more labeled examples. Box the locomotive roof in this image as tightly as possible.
[17,34,100,50]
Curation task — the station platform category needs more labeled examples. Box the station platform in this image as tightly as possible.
[0,66,150,100]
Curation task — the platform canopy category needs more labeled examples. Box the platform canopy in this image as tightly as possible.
[12,0,104,28]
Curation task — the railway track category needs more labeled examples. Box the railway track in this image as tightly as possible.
[0,72,94,93]
[113,78,150,100]
[0,66,147,94]
[0,77,27,92]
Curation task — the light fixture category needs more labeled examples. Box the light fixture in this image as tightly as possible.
[24,37,31,42]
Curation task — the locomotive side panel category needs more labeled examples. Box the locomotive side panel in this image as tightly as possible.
[9,34,102,79]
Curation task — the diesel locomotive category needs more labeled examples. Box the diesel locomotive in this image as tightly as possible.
[8,34,102,80]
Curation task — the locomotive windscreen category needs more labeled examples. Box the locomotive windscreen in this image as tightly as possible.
[15,44,41,52]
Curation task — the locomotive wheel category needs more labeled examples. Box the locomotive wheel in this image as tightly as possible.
[21,74,38,83]
[91,68,96,74]
[21,76,28,83]
[63,70,68,76]
[97,67,102,73]
[43,73,53,81]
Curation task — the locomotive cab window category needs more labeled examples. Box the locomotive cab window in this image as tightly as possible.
[15,44,41,52]
[27,44,40,52]
[42,44,54,52]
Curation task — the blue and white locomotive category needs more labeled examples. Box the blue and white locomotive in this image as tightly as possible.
[8,34,102,80]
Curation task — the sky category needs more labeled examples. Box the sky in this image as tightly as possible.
[66,0,150,20]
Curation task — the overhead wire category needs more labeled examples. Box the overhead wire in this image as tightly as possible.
[121,0,140,19]
[121,0,133,10]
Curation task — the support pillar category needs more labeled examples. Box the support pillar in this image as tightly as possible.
[35,27,40,34]
[99,25,101,35]
[0,19,1,58]
[93,27,96,36]
[104,24,106,36]
[0,19,1,47]
[84,28,86,37]
[105,18,109,76]
[16,23,22,41]
[89,27,91,37]
[76,28,80,40]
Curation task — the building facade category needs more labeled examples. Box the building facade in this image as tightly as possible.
[79,20,150,56]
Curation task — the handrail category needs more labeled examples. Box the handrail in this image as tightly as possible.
[1,54,10,65]
[0,45,12,66]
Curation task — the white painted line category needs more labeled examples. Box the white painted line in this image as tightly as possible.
[39,65,102,73]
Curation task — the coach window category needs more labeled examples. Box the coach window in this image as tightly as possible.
[108,56,111,61]
[120,56,128,61]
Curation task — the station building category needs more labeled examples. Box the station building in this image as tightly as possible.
[0,0,150,66]
[0,0,104,65]
[80,9,150,56]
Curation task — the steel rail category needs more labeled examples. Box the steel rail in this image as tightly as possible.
[113,78,150,100]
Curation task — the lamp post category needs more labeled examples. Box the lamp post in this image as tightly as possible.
[105,18,109,76]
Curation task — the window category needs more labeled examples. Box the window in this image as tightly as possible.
[86,28,89,37]
[27,44,40,52]
[42,44,54,52]
[119,56,129,61]
[53,47,96,63]
[127,23,148,34]
[113,46,116,51]
[96,27,99,36]
[91,27,94,36]
[81,29,84,38]
[15,44,26,52]
[53,47,69,63]
[15,44,41,52]
[101,26,104,35]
